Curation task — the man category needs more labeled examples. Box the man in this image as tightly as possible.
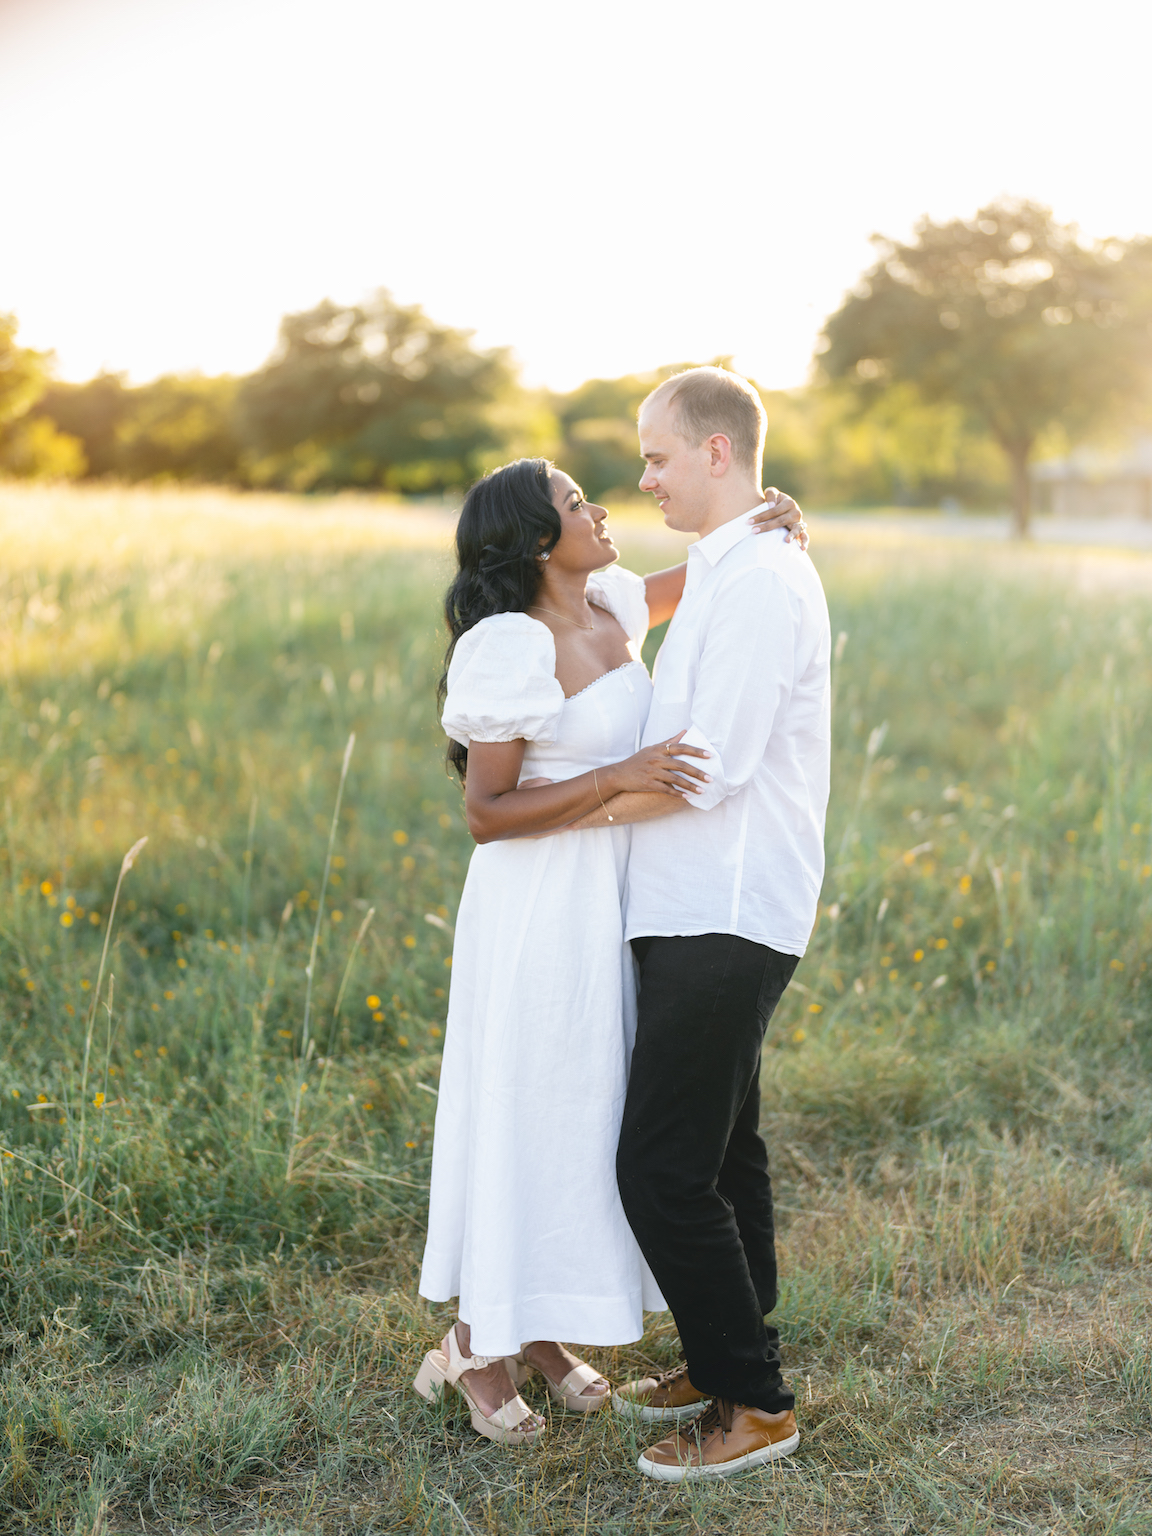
[577,366,831,1479]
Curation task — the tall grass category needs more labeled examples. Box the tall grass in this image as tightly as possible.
[1,483,1150,1534]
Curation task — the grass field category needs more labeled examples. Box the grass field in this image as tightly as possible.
[2,481,1151,1535]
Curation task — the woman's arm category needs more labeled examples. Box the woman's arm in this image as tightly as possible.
[463,734,710,843]
[640,491,808,630]
[560,790,689,833]
[642,564,689,628]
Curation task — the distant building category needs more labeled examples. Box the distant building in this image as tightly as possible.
[1032,438,1152,519]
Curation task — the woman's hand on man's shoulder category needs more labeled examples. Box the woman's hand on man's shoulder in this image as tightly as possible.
[751,491,808,551]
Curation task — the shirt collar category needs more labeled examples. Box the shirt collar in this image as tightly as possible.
[689,504,768,567]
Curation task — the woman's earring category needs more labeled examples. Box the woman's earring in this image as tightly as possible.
[539,552,550,562]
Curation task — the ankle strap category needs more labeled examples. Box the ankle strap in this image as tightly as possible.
[443,1327,496,1383]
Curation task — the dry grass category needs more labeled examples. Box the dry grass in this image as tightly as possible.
[1,482,1151,1535]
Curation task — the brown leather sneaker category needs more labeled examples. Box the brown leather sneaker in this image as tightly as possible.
[613,1361,707,1423]
[637,1397,799,1481]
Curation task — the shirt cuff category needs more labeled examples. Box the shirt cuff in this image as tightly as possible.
[675,724,729,811]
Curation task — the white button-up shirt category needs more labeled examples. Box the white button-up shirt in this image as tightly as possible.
[624,508,831,957]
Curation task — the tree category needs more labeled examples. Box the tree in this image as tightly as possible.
[33,373,131,478]
[553,371,659,500]
[0,313,49,429]
[0,416,87,479]
[114,374,241,482]
[32,372,240,482]
[236,290,519,492]
[819,200,1152,536]
[0,315,86,480]
[787,383,1011,510]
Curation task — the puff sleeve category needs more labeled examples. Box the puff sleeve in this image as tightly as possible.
[585,565,650,653]
[441,613,563,747]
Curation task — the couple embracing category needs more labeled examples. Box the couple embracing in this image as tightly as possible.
[412,366,831,1481]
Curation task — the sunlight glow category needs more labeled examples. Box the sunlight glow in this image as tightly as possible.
[1,0,1149,390]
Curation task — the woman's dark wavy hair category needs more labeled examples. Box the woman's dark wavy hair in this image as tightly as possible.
[439,457,561,782]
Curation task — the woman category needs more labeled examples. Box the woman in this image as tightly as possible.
[413,458,804,1445]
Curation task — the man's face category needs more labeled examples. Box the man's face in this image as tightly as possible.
[637,400,715,533]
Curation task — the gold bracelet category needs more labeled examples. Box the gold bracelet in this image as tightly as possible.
[593,767,614,823]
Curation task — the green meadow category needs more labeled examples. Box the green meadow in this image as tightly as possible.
[1,483,1150,1535]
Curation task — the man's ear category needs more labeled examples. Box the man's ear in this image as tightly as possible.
[707,433,733,477]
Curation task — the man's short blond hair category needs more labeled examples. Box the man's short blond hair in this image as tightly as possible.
[641,366,766,477]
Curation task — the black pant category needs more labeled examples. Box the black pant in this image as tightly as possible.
[618,933,798,1413]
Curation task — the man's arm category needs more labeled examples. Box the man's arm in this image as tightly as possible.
[675,567,799,812]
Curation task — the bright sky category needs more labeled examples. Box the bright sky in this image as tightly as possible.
[1,0,1149,393]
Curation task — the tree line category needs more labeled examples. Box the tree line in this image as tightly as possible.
[3,201,1151,534]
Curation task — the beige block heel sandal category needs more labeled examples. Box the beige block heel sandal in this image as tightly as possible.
[413,1327,546,1446]
[507,1350,611,1413]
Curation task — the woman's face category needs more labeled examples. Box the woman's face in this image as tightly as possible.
[546,469,617,573]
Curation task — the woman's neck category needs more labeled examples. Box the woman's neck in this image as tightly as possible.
[531,569,596,625]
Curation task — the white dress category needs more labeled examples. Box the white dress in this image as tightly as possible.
[418,565,666,1356]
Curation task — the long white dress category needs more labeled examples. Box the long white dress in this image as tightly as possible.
[418,565,666,1356]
